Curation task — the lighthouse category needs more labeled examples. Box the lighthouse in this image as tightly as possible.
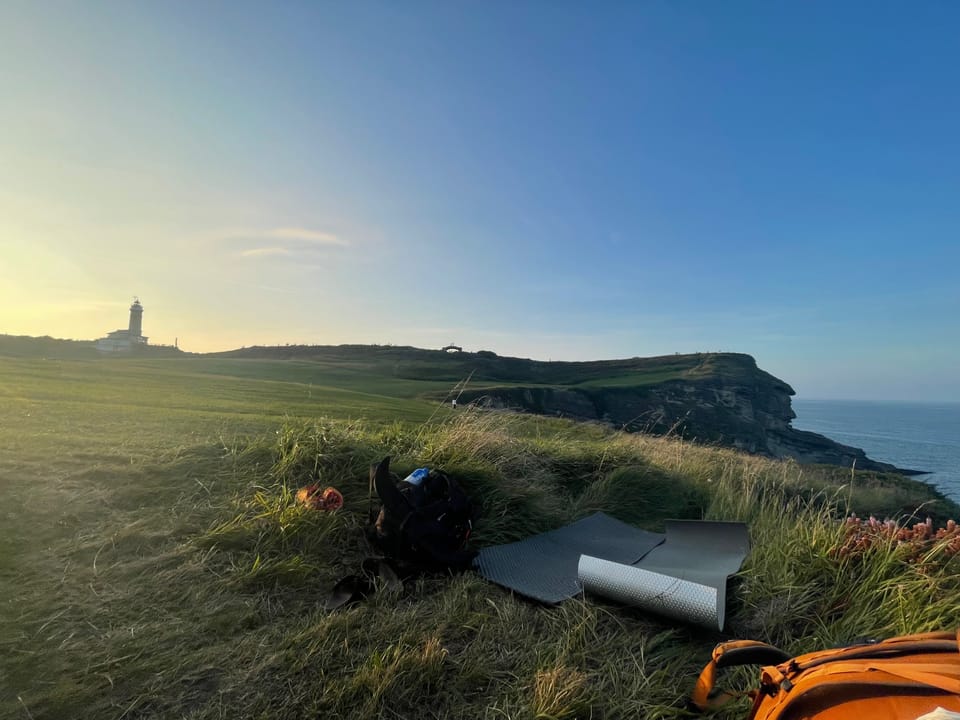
[128,298,143,338]
[95,297,149,352]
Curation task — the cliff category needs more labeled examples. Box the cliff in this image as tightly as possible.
[210,344,916,475]
[453,353,920,475]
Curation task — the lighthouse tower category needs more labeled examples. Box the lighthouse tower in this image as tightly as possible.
[128,298,144,338]
[95,298,149,352]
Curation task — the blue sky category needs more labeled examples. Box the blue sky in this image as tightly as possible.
[1,1,958,401]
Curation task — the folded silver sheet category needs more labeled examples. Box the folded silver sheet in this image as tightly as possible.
[578,520,750,630]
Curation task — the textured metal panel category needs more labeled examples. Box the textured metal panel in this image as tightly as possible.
[578,555,720,629]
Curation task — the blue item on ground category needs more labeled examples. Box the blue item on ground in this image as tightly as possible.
[403,468,430,486]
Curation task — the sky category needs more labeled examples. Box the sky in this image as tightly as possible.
[1,1,958,401]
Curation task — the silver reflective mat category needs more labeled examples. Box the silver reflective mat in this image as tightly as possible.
[579,556,720,628]
[577,520,749,629]
[474,512,664,604]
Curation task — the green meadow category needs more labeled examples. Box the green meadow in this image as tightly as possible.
[3,354,960,719]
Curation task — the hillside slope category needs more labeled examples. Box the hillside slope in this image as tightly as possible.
[215,345,919,474]
[2,350,956,718]
[0,336,916,474]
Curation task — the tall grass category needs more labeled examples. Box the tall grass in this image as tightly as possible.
[5,400,959,719]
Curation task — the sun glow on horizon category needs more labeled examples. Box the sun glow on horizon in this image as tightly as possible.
[1,2,958,399]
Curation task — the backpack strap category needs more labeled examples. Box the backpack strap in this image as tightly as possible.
[793,632,960,671]
[372,456,413,522]
[691,640,791,712]
[368,461,377,524]
[323,557,405,611]
[768,660,960,696]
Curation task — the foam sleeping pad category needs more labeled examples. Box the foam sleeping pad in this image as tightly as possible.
[473,512,664,604]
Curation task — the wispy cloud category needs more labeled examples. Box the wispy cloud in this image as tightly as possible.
[230,226,349,261]
[240,247,292,258]
[267,227,348,246]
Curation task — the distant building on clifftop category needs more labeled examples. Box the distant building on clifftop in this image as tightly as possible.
[96,298,149,353]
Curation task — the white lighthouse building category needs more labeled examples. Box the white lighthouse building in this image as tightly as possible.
[96,298,149,353]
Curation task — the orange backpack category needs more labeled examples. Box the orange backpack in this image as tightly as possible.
[692,631,960,720]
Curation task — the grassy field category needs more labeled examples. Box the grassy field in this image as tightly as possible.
[3,355,960,719]
[208,344,708,387]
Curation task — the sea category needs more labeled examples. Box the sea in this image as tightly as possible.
[792,399,960,503]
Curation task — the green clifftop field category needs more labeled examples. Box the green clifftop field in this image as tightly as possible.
[2,349,959,719]
[0,335,930,473]
[211,343,922,473]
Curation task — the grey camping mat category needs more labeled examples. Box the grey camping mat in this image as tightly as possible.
[578,520,750,630]
[631,520,749,585]
[473,512,664,604]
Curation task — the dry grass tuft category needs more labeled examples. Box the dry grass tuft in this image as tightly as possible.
[531,664,593,720]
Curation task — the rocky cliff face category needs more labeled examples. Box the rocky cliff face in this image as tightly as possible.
[458,354,918,475]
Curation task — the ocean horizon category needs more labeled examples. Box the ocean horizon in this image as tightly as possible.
[791,398,960,506]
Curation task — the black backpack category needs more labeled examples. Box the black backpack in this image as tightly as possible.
[367,456,476,572]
